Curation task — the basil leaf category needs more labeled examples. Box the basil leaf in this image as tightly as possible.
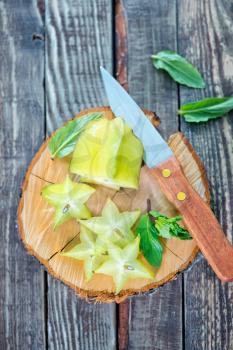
[150,211,192,240]
[151,50,205,88]
[178,97,233,123]
[48,112,103,158]
[136,214,163,267]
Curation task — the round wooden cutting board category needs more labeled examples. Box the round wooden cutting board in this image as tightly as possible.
[18,107,210,303]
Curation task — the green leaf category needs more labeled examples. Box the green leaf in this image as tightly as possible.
[48,112,103,158]
[178,97,233,123]
[151,50,205,88]
[136,214,163,267]
[149,211,192,240]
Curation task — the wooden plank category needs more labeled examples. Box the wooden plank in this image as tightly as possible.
[128,280,182,349]
[178,0,233,349]
[0,0,45,349]
[115,3,130,345]
[120,1,183,349]
[45,1,116,349]
[47,278,116,349]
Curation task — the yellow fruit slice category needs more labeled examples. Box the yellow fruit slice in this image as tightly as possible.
[41,176,95,229]
[113,123,143,189]
[62,200,150,291]
[96,237,154,294]
[79,198,140,248]
[61,225,108,281]
[70,118,124,189]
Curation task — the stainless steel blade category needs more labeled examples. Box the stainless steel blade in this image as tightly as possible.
[100,67,173,168]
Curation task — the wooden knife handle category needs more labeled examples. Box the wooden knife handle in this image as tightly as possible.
[151,155,233,282]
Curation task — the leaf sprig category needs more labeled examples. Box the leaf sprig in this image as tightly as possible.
[136,214,163,267]
[48,112,103,159]
[178,97,233,123]
[150,211,192,240]
[151,50,233,123]
[136,211,191,268]
[151,50,205,89]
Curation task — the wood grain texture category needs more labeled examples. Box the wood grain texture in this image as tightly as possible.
[47,278,116,350]
[152,155,233,282]
[46,0,112,131]
[120,0,183,349]
[45,1,116,349]
[178,0,233,348]
[127,279,183,349]
[0,0,45,349]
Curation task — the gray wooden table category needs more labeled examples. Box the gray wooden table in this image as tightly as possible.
[1,0,233,349]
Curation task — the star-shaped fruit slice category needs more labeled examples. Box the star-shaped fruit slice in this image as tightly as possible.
[79,198,140,247]
[42,176,95,229]
[96,236,154,294]
[61,225,108,281]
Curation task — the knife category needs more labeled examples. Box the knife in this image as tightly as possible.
[100,66,233,282]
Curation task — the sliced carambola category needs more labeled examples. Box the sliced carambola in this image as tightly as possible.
[41,176,95,229]
[61,225,108,281]
[70,118,124,189]
[79,198,140,248]
[113,123,143,189]
[96,237,154,294]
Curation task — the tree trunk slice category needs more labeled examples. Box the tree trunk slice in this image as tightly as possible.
[18,106,210,303]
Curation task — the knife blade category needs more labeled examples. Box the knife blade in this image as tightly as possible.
[100,66,233,282]
[100,66,172,168]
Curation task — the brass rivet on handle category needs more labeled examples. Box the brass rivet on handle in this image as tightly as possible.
[162,168,171,178]
[177,192,186,201]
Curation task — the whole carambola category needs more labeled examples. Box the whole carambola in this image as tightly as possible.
[70,117,143,189]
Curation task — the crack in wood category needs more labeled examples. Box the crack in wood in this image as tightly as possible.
[162,241,186,262]
[31,173,55,184]
[47,232,80,262]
